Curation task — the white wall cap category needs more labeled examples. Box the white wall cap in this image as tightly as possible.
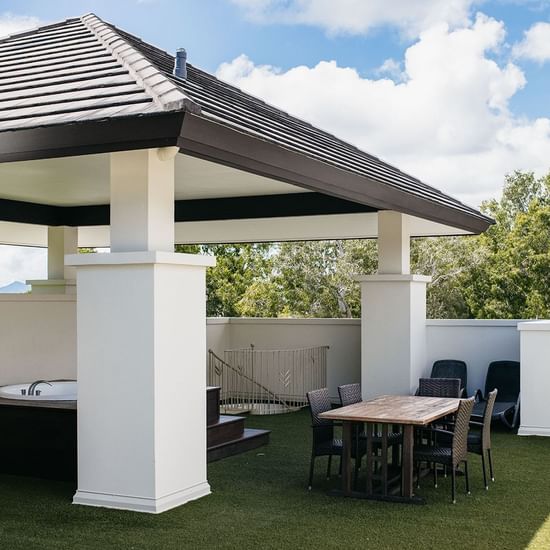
[0,294,76,302]
[427,319,520,327]
[517,320,550,332]
[65,251,216,268]
[355,274,432,283]
[26,279,76,286]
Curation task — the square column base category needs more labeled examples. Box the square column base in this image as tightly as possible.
[73,481,211,514]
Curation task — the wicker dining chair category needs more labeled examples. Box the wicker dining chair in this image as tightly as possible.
[338,383,362,406]
[431,360,468,396]
[414,397,475,503]
[417,377,462,398]
[436,389,498,490]
[469,389,498,488]
[307,388,365,490]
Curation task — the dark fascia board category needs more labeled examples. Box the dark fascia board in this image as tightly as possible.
[0,111,185,163]
[0,193,375,226]
[174,193,376,221]
[178,114,493,234]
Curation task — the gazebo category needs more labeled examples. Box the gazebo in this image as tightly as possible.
[0,14,492,513]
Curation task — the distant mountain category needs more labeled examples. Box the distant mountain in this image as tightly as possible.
[0,281,30,294]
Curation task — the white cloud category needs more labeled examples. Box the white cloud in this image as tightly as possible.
[0,13,41,39]
[513,21,550,63]
[231,0,477,37]
[0,246,46,288]
[374,58,406,82]
[217,13,550,207]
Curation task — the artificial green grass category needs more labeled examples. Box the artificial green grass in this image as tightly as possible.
[0,410,548,550]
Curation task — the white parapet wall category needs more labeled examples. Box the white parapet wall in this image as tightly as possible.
[206,318,361,401]
[0,308,523,404]
[517,321,550,437]
[0,294,77,385]
[206,318,522,401]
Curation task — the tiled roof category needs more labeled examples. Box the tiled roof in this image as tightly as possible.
[0,14,196,132]
[0,13,493,231]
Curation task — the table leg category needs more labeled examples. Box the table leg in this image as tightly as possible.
[365,422,373,495]
[402,424,414,498]
[342,421,352,495]
[381,424,388,496]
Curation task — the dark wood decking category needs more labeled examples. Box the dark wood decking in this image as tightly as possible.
[206,386,270,462]
[0,387,269,479]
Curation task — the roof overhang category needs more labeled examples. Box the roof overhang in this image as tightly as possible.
[0,113,492,236]
[0,112,184,163]
[178,114,492,235]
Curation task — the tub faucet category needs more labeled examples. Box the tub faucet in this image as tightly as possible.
[27,380,52,396]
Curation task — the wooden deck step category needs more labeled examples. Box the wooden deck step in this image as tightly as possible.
[207,415,245,448]
[207,386,221,426]
[207,428,270,463]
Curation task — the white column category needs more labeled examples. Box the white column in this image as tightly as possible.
[377,210,410,275]
[517,321,550,437]
[110,147,177,253]
[67,147,215,513]
[28,226,78,294]
[357,212,430,399]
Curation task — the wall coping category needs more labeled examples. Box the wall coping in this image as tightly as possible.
[206,317,361,326]
[427,319,523,327]
[207,317,527,327]
[0,294,76,302]
[517,320,550,332]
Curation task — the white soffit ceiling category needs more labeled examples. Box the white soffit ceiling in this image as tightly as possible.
[0,214,471,249]
[0,152,308,206]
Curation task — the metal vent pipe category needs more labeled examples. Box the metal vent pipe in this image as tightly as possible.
[174,48,187,79]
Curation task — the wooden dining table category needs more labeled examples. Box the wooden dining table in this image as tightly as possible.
[319,395,461,504]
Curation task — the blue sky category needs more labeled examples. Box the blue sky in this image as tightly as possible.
[2,0,548,118]
[0,1,550,285]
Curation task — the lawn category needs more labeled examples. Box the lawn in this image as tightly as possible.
[0,409,549,550]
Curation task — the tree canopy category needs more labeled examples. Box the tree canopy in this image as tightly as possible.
[176,170,550,319]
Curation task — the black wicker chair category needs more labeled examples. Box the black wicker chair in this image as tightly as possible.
[431,360,468,396]
[435,389,498,490]
[338,383,362,406]
[417,377,462,398]
[473,361,520,429]
[307,388,365,490]
[415,378,462,444]
[414,397,475,503]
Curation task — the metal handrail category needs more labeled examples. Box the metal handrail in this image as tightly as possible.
[208,349,293,411]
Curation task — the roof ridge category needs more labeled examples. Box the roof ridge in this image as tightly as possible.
[80,13,200,114]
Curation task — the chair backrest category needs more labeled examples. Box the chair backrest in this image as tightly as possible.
[418,377,462,398]
[452,397,475,464]
[306,388,334,447]
[431,360,467,394]
[338,383,362,406]
[482,389,498,449]
[485,361,520,402]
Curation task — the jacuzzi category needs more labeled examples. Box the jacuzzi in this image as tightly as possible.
[0,380,77,401]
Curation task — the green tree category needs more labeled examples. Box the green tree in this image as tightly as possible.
[175,243,273,317]
[463,171,550,318]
